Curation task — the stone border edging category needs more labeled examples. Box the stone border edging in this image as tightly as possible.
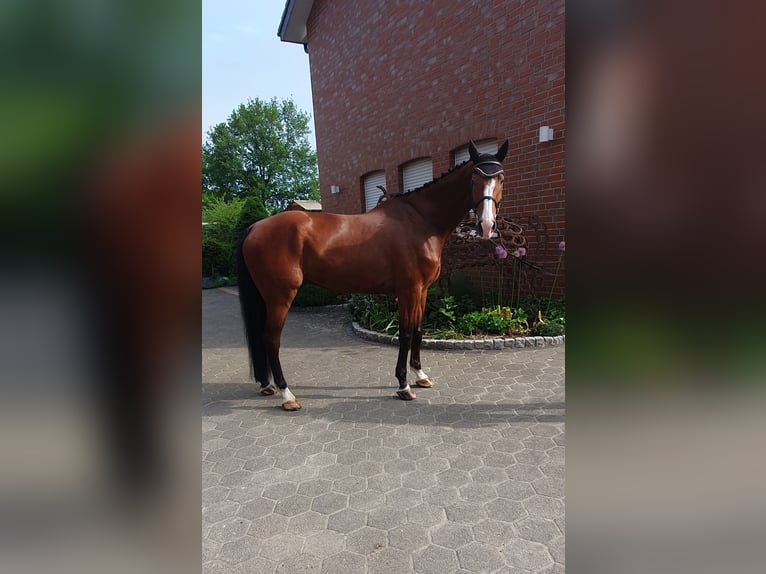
[351,321,564,351]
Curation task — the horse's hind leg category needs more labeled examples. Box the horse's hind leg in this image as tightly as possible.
[410,286,433,388]
[263,296,302,411]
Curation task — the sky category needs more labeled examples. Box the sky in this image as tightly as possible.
[202,0,316,148]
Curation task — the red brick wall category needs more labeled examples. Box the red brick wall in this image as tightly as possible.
[305,0,565,297]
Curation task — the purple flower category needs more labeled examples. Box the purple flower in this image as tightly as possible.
[558,241,565,253]
[494,245,508,260]
[512,247,526,258]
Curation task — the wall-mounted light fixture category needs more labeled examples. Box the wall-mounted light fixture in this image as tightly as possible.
[330,185,340,194]
[539,126,554,143]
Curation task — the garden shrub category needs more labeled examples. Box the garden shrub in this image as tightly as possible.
[348,290,562,339]
[202,196,245,278]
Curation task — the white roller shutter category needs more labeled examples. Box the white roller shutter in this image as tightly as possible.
[454,138,498,165]
[363,171,386,212]
[402,158,433,193]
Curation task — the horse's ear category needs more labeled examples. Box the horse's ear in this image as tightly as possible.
[468,140,480,162]
[496,139,509,162]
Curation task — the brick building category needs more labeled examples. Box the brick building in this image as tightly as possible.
[279,0,565,297]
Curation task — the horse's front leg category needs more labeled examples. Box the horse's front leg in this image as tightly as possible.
[395,292,418,401]
[409,287,433,388]
[409,328,433,388]
[395,326,416,400]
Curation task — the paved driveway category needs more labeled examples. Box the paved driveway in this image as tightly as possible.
[203,288,564,573]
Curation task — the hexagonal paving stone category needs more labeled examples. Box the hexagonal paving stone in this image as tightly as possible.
[523,495,564,520]
[274,494,312,517]
[346,526,388,555]
[548,535,565,564]
[482,451,516,468]
[367,473,402,493]
[447,454,483,471]
[320,551,366,574]
[258,532,304,563]
[218,470,255,488]
[306,452,336,467]
[422,485,459,507]
[211,457,246,475]
[457,541,506,573]
[286,511,327,536]
[495,479,536,500]
[515,517,561,544]
[302,529,346,558]
[435,468,471,488]
[505,464,544,482]
[217,536,262,565]
[472,519,515,547]
[458,483,498,503]
[368,506,408,530]
[248,514,288,539]
[238,498,276,521]
[444,501,487,524]
[412,545,460,574]
[406,503,446,527]
[311,491,348,515]
[484,498,527,522]
[276,553,322,574]
[368,546,411,574]
[384,487,422,510]
[317,463,351,480]
[207,517,251,543]
[402,470,438,491]
[430,522,474,549]
[531,477,564,498]
[204,501,239,525]
[350,460,384,477]
[349,489,385,512]
[503,538,553,571]
[262,482,298,500]
[469,466,508,485]
[332,475,367,495]
[491,438,525,454]
[388,523,429,551]
[297,478,333,498]
[217,556,277,574]
[384,458,417,474]
[515,449,550,466]
[326,508,366,533]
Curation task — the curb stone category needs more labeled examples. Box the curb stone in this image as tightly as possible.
[351,322,565,351]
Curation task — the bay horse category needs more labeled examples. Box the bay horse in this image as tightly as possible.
[236,140,508,410]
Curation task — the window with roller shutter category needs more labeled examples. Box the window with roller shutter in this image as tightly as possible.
[401,157,433,193]
[363,170,386,212]
[453,138,498,166]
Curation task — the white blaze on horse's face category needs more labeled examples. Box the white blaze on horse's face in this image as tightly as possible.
[475,173,504,239]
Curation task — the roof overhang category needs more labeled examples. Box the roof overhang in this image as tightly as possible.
[277,0,314,46]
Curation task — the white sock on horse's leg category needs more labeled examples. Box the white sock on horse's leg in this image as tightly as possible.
[410,367,428,381]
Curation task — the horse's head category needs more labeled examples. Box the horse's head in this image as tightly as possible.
[469,139,508,239]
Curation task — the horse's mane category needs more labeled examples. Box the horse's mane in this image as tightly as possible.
[392,160,471,200]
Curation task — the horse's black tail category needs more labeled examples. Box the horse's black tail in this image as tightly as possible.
[236,227,270,386]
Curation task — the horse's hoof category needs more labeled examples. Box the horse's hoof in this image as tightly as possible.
[260,386,276,396]
[396,389,416,401]
[415,378,433,388]
[282,399,302,411]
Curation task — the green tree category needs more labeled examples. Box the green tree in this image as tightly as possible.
[203,97,319,212]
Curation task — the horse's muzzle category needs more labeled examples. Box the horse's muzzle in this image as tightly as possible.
[480,219,495,239]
